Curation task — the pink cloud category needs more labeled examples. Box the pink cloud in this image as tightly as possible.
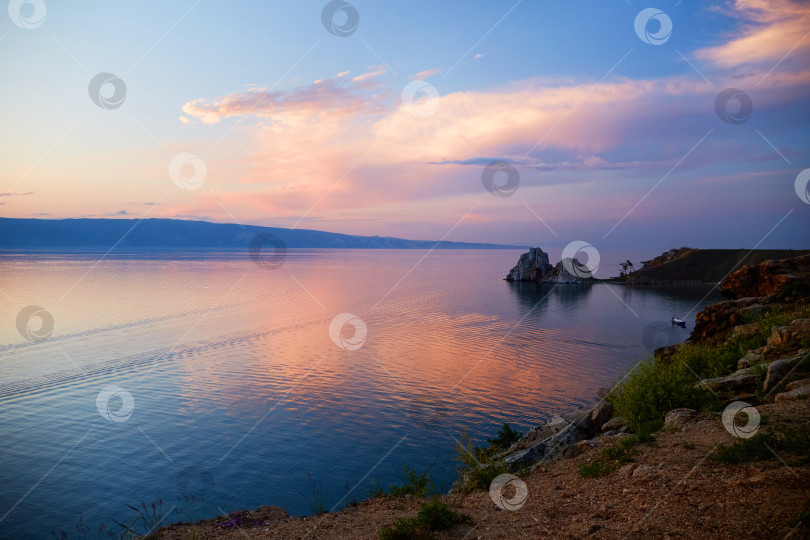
[413,68,442,80]
[698,0,810,68]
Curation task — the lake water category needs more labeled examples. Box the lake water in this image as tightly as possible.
[0,249,722,538]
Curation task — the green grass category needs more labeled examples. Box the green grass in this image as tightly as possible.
[578,459,618,478]
[682,441,696,450]
[606,356,716,430]
[606,305,810,431]
[378,500,472,540]
[601,435,638,463]
[454,429,510,493]
[368,465,437,498]
[713,424,810,464]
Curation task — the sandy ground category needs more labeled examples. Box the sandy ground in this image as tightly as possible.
[152,400,810,540]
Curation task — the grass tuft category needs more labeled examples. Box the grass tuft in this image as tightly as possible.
[378,499,472,540]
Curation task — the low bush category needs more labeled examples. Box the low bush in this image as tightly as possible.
[577,459,618,478]
[606,357,715,430]
[713,423,810,464]
[378,500,472,540]
[369,465,437,498]
[454,430,510,493]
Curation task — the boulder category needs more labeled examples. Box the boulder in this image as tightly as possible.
[601,417,628,432]
[691,297,770,343]
[699,368,758,392]
[663,408,699,431]
[501,407,595,467]
[738,348,764,370]
[763,351,809,392]
[590,402,614,432]
[730,322,762,340]
[774,385,810,403]
[786,378,810,391]
[767,319,810,349]
[721,254,810,299]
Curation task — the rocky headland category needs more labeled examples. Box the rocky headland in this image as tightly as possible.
[148,253,810,539]
[505,247,598,283]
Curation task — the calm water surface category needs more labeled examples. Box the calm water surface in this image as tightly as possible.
[0,250,722,538]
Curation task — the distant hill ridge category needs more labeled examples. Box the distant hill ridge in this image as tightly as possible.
[0,217,526,250]
[627,248,810,284]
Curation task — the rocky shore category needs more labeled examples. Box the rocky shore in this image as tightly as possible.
[149,254,810,539]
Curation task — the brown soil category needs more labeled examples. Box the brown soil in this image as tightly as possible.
[152,400,810,540]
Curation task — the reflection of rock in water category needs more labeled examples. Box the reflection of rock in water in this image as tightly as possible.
[506,280,594,311]
[406,393,450,430]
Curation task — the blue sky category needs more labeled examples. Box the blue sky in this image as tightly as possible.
[1,0,809,249]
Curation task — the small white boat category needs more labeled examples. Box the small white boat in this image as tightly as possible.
[671,316,686,327]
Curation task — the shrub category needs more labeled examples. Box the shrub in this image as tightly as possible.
[454,430,510,493]
[607,357,714,430]
[369,465,437,498]
[713,424,810,464]
[378,500,472,540]
[578,459,618,478]
[486,423,523,450]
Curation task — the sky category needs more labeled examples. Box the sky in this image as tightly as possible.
[1,0,809,250]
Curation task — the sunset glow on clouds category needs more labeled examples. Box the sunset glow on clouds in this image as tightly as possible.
[1,0,808,248]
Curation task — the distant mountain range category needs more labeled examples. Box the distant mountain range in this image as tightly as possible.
[0,218,526,250]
